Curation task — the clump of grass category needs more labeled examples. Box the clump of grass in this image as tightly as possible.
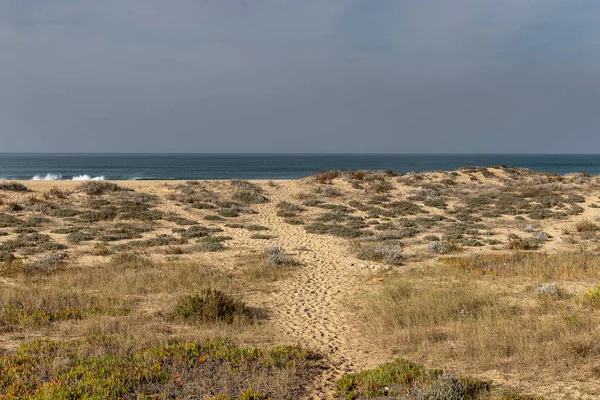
[305,222,371,239]
[232,190,268,204]
[205,214,225,221]
[197,237,227,252]
[246,224,269,231]
[91,243,112,256]
[164,214,197,226]
[219,208,240,218]
[129,234,187,248]
[266,246,298,266]
[355,243,404,266]
[277,201,305,213]
[1,233,67,255]
[575,219,598,232]
[535,282,568,300]
[250,233,275,240]
[181,225,216,239]
[77,181,131,195]
[0,182,30,192]
[42,186,68,199]
[535,231,549,243]
[284,217,304,225]
[312,185,342,197]
[0,213,23,228]
[365,179,394,194]
[230,179,261,191]
[301,198,323,207]
[169,288,254,324]
[507,234,539,250]
[429,240,459,254]
[313,170,340,184]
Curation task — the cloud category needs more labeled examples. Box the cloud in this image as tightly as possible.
[1,1,600,153]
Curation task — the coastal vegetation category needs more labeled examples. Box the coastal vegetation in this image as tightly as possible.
[1,167,600,398]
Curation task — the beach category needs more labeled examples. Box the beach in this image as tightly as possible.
[1,167,600,399]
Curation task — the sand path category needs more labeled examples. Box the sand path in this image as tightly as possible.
[251,184,384,399]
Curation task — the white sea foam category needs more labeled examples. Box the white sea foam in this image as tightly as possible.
[32,174,62,180]
[71,175,105,181]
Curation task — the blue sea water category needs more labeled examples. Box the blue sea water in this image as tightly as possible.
[0,154,599,180]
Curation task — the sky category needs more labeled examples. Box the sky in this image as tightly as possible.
[1,0,600,153]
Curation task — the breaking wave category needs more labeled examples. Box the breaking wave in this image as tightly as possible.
[30,174,105,181]
[32,174,62,180]
[72,175,105,181]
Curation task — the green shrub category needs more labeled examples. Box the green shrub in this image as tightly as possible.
[335,359,491,399]
[169,289,253,324]
[0,338,318,399]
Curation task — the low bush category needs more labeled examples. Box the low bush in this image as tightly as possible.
[429,240,459,254]
[312,186,342,198]
[0,182,30,192]
[335,358,491,399]
[250,234,275,240]
[232,190,268,204]
[169,288,254,324]
[507,234,539,250]
[313,170,340,184]
[77,181,131,195]
[246,224,270,231]
[355,243,404,266]
[266,246,298,266]
[305,222,371,239]
[197,237,227,252]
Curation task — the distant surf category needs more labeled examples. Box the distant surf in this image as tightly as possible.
[32,174,105,181]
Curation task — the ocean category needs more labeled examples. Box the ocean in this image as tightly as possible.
[0,154,599,180]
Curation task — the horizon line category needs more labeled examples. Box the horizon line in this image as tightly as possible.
[2,152,600,156]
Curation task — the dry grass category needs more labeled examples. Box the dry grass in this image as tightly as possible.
[355,252,600,393]
[443,251,600,279]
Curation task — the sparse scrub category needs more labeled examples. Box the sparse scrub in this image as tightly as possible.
[355,243,404,266]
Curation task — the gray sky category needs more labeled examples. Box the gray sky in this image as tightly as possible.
[2,0,600,153]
